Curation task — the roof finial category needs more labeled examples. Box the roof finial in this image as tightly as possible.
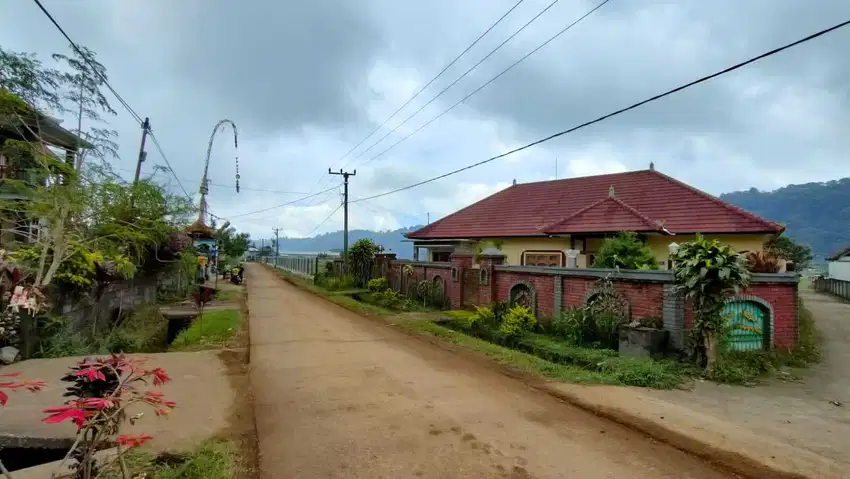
[608,185,615,197]
[512,179,517,185]
[649,161,655,171]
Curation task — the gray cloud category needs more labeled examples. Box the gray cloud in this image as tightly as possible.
[2,0,850,240]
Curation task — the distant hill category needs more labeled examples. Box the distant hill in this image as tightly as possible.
[720,178,850,262]
[255,226,425,259]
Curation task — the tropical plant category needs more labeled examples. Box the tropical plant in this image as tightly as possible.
[671,234,751,373]
[745,251,780,273]
[592,232,659,270]
[347,238,383,287]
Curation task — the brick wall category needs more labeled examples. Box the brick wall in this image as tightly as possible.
[388,253,800,351]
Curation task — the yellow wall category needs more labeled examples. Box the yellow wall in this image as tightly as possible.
[646,234,774,267]
[484,237,571,265]
[468,233,775,268]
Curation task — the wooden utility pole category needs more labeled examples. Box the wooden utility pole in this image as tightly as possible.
[133,117,151,184]
[329,168,356,271]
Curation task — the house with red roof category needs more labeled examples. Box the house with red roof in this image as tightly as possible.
[406,165,784,268]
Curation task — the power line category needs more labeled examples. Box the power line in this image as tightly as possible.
[32,0,144,125]
[305,203,343,237]
[335,0,526,168]
[352,18,850,203]
[307,0,527,196]
[148,131,193,201]
[359,0,612,168]
[345,0,562,169]
[123,167,310,194]
[32,0,206,216]
[227,184,342,219]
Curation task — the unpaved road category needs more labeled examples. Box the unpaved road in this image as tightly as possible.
[247,264,732,478]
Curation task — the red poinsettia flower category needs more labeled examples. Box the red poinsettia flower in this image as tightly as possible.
[43,403,89,428]
[74,367,106,382]
[115,434,153,448]
[0,391,7,406]
[0,372,22,378]
[150,368,171,386]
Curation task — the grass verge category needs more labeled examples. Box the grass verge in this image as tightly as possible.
[215,288,242,302]
[104,439,236,479]
[265,265,393,317]
[171,309,243,351]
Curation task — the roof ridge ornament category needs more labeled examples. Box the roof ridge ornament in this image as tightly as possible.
[608,185,615,197]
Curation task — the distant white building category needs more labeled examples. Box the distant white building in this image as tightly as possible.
[827,245,850,281]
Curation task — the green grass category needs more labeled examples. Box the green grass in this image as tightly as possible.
[104,439,236,479]
[399,320,615,384]
[170,309,242,351]
[214,288,242,302]
[268,267,394,317]
[437,320,687,389]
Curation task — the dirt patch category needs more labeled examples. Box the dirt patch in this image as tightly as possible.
[215,284,258,479]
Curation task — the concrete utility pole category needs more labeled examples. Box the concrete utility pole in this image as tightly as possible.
[133,117,151,184]
[329,168,356,271]
[272,228,280,260]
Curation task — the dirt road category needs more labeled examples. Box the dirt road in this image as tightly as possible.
[247,264,731,478]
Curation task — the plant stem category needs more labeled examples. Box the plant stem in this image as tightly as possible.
[0,458,13,479]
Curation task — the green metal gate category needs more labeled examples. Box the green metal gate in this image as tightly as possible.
[722,300,767,351]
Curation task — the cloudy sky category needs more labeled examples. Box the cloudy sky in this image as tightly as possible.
[2,0,849,241]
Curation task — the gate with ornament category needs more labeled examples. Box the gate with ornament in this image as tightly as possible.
[722,298,770,351]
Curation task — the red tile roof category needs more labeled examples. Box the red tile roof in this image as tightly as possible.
[407,169,783,239]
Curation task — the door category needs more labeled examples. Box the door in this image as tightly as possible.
[462,268,480,308]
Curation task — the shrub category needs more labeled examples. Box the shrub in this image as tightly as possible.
[499,305,536,337]
[550,306,589,345]
[745,251,780,273]
[593,232,659,270]
[367,277,389,292]
[470,305,495,329]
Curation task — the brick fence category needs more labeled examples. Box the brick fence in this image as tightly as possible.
[385,249,800,351]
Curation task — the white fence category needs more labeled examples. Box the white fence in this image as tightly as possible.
[262,254,333,280]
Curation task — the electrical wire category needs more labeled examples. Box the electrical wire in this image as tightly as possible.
[345,0,562,168]
[305,203,343,237]
[351,17,850,203]
[359,0,612,168]
[32,0,144,125]
[148,131,193,201]
[307,0,527,195]
[335,0,526,167]
[227,185,342,219]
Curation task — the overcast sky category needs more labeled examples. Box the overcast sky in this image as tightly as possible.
[2,0,849,240]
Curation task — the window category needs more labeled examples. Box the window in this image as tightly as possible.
[432,251,452,262]
[588,254,596,267]
[522,251,564,267]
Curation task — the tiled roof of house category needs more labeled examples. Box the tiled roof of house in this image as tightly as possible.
[407,169,783,239]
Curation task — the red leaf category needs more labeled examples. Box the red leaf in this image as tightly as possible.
[0,372,22,378]
[0,390,7,406]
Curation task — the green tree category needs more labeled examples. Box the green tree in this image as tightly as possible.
[593,232,659,270]
[767,234,813,270]
[671,235,750,373]
[217,227,251,259]
[347,238,383,287]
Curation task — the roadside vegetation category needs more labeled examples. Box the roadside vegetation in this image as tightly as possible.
[104,439,237,479]
[171,309,243,351]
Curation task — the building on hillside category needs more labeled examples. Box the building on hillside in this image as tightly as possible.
[0,98,93,246]
[827,245,850,281]
[405,165,784,268]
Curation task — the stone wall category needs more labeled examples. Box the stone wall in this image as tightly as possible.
[59,277,159,331]
[389,250,800,351]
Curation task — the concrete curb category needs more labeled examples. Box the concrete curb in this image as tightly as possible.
[258,264,841,479]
